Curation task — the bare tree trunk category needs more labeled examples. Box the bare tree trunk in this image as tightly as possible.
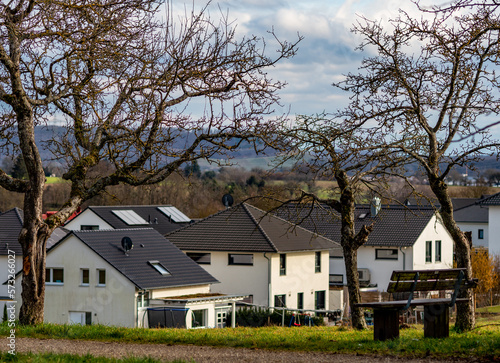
[343,247,366,329]
[429,176,475,331]
[335,170,370,330]
[16,108,49,324]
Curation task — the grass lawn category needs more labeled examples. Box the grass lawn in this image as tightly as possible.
[0,352,188,363]
[45,177,65,184]
[477,305,500,314]
[1,320,500,361]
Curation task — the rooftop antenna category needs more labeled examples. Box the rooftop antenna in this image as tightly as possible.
[222,194,234,209]
[121,236,133,254]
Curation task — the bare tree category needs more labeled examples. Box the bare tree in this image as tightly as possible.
[0,0,299,324]
[275,114,407,329]
[336,4,500,331]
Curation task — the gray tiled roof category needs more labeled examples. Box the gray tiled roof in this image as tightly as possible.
[0,208,68,255]
[452,197,489,223]
[477,192,500,206]
[275,204,438,248]
[61,228,218,290]
[0,208,23,255]
[166,203,337,253]
[86,205,190,235]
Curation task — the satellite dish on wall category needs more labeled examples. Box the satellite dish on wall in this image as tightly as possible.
[222,194,234,208]
[121,236,133,253]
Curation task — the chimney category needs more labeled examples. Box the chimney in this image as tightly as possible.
[370,196,381,217]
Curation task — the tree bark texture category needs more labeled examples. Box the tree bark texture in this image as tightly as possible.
[428,176,475,331]
[335,170,371,330]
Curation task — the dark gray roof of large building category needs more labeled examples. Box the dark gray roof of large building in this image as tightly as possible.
[166,203,338,253]
[0,208,23,255]
[83,205,191,235]
[275,204,439,248]
[57,228,218,290]
[452,197,489,223]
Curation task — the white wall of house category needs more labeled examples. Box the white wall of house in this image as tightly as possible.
[0,254,22,319]
[328,214,454,292]
[190,251,269,306]
[412,215,454,270]
[488,206,500,255]
[64,209,113,230]
[185,249,330,311]
[269,250,329,311]
[456,222,488,248]
[41,235,137,327]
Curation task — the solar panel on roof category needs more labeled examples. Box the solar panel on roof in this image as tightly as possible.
[111,210,148,225]
[157,206,191,223]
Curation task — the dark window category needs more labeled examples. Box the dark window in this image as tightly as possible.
[478,229,484,240]
[435,240,442,262]
[46,268,64,284]
[85,312,92,325]
[425,241,432,263]
[274,294,286,308]
[192,309,207,328]
[228,253,253,266]
[186,252,211,264]
[81,269,89,285]
[279,254,286,276]
[80,225,99,230]
[315,251,321,273]
[315,290,326,310]
[329,274,344,285]
[97,269,106,286]
[297,292,304,310]
[375,249,398,260]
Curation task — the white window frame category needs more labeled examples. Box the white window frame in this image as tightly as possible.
[46,268,64,285]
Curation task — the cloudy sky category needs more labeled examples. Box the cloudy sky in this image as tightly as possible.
[172,0,439,118]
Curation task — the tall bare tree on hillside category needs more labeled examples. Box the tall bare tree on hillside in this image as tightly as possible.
[336,5,500,331]
[0,0,299,324]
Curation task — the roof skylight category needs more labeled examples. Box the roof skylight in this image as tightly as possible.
[149,261,171,276]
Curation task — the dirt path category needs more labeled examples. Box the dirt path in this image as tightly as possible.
[0,337,474,362]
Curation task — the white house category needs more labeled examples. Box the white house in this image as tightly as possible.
[11,228,245,328]
[166,203,338,313]
[478,192,500,255]
[276,203,454,293]
[64,205,192,235]
[0,208,23,315]
[453,197,489,248]
[0,208,66,316]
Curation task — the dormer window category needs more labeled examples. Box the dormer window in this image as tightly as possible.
[149,261,171,276]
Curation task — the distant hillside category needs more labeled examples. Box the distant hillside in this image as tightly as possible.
[1,126,499,172]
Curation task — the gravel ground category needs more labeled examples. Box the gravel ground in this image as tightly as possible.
[0,337,478,363]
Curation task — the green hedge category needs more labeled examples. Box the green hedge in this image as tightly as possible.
[227,307,324,327]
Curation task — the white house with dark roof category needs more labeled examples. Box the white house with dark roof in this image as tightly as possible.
[478,192,500,255]
[64,205,191,235]
[0,208,67,314]
[453,197,489,248]
[11,228,245,328]
[276,204,454,292]
[166,203,338,313]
